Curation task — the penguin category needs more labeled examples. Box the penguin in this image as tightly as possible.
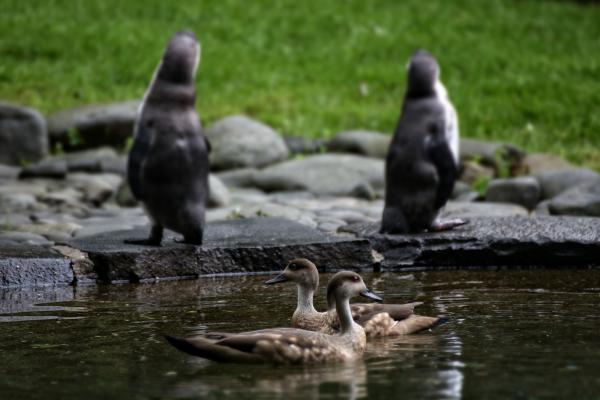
[126,31,210,246]
[380,50,466,234]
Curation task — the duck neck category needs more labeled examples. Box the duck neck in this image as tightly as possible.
[297,285,317,314]
[335,297,356,334]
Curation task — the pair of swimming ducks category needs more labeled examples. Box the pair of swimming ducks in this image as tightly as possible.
[167,258,446,364]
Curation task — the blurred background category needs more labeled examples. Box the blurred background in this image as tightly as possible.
[0,0,599,168]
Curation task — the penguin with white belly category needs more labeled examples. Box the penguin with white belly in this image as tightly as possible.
[381,50,466,234]
[126,31,210,245]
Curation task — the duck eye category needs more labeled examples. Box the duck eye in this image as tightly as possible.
[351,276,359,282]
[289,264,298,271]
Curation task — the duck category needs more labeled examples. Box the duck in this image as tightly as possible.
[166,271,382,364]
[265,258,447,337]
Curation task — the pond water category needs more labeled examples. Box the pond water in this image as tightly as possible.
[1,269,600,400]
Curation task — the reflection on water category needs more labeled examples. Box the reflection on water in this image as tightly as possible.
[1,269,600,399]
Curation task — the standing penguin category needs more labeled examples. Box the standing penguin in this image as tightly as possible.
[381,50,465,234]
[126,31,209,245]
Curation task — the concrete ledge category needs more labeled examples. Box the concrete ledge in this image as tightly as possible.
[0,245,73,288]
[68,217,373,283]
[341,216,600,270]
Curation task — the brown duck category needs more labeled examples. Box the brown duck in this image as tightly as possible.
[265,258,447,337]
[166,271,382,364]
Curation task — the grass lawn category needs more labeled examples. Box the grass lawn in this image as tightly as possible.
[1,0,599,169]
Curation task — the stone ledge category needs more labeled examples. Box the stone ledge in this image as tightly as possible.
[0,245,73,288]
[67,217,373,283]
[341,216,600,270]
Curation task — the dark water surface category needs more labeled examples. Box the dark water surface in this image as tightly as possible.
[1,270,600,400]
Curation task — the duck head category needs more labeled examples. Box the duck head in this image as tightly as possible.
[326,271,382,309]
[264,258,319,291]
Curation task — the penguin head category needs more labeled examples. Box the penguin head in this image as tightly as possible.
[406,50,439,97]
[158,30,201,85]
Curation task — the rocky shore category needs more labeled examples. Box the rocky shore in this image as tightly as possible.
[1,101,600,287]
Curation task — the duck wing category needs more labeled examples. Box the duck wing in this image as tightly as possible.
[167,328,345,364]
[351,302,423,324]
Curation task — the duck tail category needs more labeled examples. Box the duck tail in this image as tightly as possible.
[392,314,449,335]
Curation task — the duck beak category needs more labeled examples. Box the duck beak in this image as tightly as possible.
[360,289,383,303]
[265,273,288,285]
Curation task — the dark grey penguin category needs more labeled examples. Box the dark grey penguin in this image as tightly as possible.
[126,31,209,245]
[381,50,465,234]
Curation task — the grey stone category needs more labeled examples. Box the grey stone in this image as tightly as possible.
[17,222,82,241]
[0,231,53,246]
[0,164,21,179]
[451,181,472,199]
[68,218,373,283]
[517,153,573,176]
[535,168,600,200]
[454,191,480,203]
[534,200,551,216]
[485,177,540,209]
[460,138,525,170]
[0,245,73,288]
[442,201,529,219]
[0,102,48,165]
[208,174,230,208]
[46,100,140,150]
[215,167,258,188]
[66,173,123,206]
[350,181,377,201]
[548,179,600,216]
[459,160,495,185]
[328,130,390,159]
[40,187,84,206]
[205,115,289,170]
[19,159,67,179]
[341,216,600,269]
[63,147,120,173]
[115,181,137,207]
[228,188,269,204]
[253,154,384,197]
[284,136,327,154]
[0,193,38,211]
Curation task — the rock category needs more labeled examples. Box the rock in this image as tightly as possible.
[0,181,48,197]
[215,167,258,188]
[205,115,289,170]
[0,245,73,287]
[451,181,472,199]
[534,200,551,216]
[208,174,230,208]
[350,181,377,201]
[99,155,127,176]
[66,173,123,206]
[0,102,48,165]
[0,231,53,246]
[46,100,140,150]
[459,160,495,185]
[442,201,529,219]
[341,216,600,269]
[19,159,68,179]
[17,222,82,242]
[0,164,21,180]
[485,177,540,209]
[253,154,384,197]
[0,193,38,211]
[40,187,84,206]
[115,181,137,207]
[460,138,525,171]
[535,168,600,200]
[284,136,327,154]
[328,130,390,159]
[68,218,373,283]
[228,188,269,204]
[62,147,120,173]
[548,179,600,216]
[517,153,573,176]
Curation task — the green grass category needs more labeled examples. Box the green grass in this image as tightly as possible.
[1,0,599,169]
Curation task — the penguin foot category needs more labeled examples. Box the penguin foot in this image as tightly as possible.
[174,238,203,246]
[429,218,468,232]
[124,238,162,246]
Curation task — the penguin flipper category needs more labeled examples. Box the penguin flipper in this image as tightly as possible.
[128,124,152,200]
[427,136,457,210]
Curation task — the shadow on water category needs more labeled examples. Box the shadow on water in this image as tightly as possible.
[1,270,600,399]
